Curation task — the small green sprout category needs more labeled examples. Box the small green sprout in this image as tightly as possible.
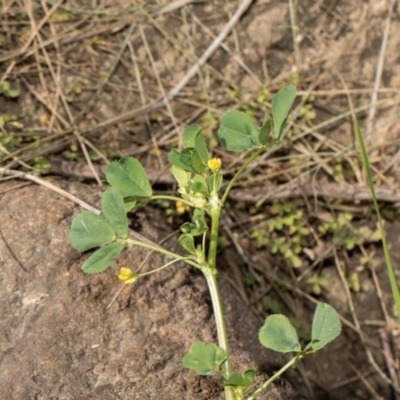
[0,81,20,99]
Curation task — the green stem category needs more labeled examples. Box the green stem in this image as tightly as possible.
[125,238,200,270]
[150,194,193,207]
[207,208,221,270]
[203,269,234,400]
[140,257,193,276]
[221,148,264,205]
[205,207,234,400]
[246,354,304,400]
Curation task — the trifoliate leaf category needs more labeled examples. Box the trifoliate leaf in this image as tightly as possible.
[218,110,260,151]
[272,85,296,139]
[82,241,125,274]
[101,188,128,238]
[182,341,227,375]
[69,211,115,251]
[311,302,341,350]
[259,314,301,353]
[106,157,152,198]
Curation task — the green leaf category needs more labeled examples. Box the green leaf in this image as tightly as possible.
[82,241,125,274]
[226,369,256,387]
[124,199,139,213]
[259,314,301,353]
[181,222,206,236]
[168,150,194,172]
[182,341,227,375]
[189,175,209,196]
[184,124,202,147]
[194,131,209,164]
[170,165,191,190]
[181,148,195,167]
[6,89,20,99]
[259,111,271,144]
[183,124,208,164]
[106,157,152,198]
[272,85,296,139]
[191,149,205,173]
[181,208,208,236]
[218,110,260,151]
[1,81,10,91]
[193,208,207,224]
[311,303,341,350]
[69,211,115,251]
[178,233,196,254]
[101,188,129,238]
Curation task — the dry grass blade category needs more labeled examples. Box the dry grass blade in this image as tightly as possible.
[333,248,398,392]
[348,363,383,400]
[139,25,179,142]
[0,166,162,247]
[151,0,202,17]
[379,329,400,400]
[190,13,262,86]
[0,0,63,80]
[366,0,396,139]
[166,0,255,99]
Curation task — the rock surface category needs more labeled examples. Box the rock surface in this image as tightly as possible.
[0,181,297,399]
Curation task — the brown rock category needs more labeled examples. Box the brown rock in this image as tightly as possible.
[0,181,297,399]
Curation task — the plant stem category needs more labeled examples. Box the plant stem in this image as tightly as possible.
[125,238,200,270]
[205,207,234,400]
[203,269,234,400]
[207,208,221,270]
[140,257,192,276]
[150,194,193,207]
[246,354,304,400]
[221,148,263,205]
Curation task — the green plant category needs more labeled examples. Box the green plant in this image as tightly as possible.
[251,199,310,268]
[69,86,341,399]
[306,273,328,295]
[65,76,89,102]
[355,121,400,321]
[318,211,381,250]
[0,81,20,99]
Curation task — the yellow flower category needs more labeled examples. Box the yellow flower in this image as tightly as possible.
[117,267,139,284]
[208,158,221,171]
[176,200,191,215]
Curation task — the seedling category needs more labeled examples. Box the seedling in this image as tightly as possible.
[66,76,89,102]
[0,80,20,99]
[69,86,341,399]
[251,199,310,268]
[318,212,381,250]
[0,113,22,130]
[306,273,328,295]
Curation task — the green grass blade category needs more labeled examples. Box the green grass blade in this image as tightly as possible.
[355,121,400,321]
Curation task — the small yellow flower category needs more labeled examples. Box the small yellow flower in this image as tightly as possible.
[117,267,139,284]
[176,200,191,215]
[208,158,221,172]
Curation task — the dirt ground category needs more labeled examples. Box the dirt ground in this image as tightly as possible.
[1,0,400,399]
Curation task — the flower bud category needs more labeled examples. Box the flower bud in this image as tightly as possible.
[176,201,191,215]
[117,267,139,284]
